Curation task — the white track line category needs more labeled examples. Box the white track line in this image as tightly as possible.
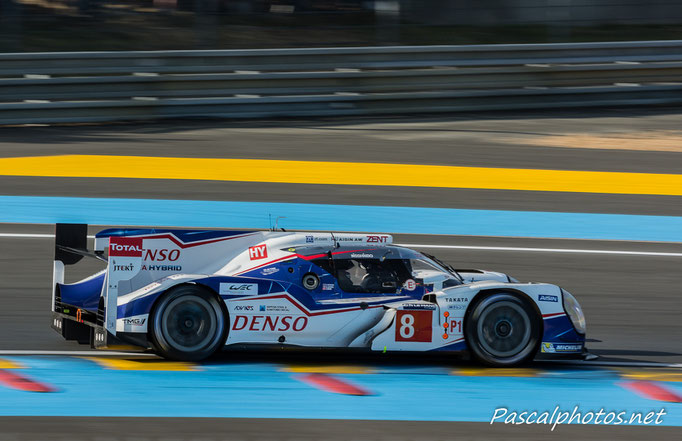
[0,350,154,356]
[398,243,682,257]
[542,359,682,369]
[0,233,95,239]
[0,233,55,238]
[1,233,680,257]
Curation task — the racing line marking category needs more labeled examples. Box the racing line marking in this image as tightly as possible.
[1,232,681,257]
[296,373,374,396]
[1,154,682,196]
[0,370,56,393]
[3,196,682,242]
[620,381,682,403]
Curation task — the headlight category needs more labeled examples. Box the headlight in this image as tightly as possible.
[561,289,586,334]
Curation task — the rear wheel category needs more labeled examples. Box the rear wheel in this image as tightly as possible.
[465,293,540,367]
[149,285,226,361]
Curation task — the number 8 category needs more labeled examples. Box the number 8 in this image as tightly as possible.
[399,313,415,339]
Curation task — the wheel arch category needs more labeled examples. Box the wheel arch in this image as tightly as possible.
[465,288,542,325]
[148,282,230,327]
[463,288,544,351]
[147,282,230,352]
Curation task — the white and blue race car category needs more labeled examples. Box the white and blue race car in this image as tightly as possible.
[51,224,587,367]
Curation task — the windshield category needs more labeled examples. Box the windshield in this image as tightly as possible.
[420,252,463,282]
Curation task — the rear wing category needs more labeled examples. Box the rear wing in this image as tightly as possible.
[52,223,91,314]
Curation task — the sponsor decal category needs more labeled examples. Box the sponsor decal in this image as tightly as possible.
[337,237,363,242]
[109,237,143,257]
[143,248,180,262]
[541,342,583,353]
[261,267,279,276]
[448,304,466,310]
[112,263,135,272]
[350,253,373,258]
[234,305,254,311]
[141,264,182,271]
[322,283,335,291]
[366,235,390,243]
[220,283,258,296]
[539,295,559,302]
[122,318,146,326]
[441,311,463,339]
[401,302,436,310]
[305,235,314,243]
[395,310,432,342]
[231,315,308,332]
[445,297,467,303]
[403,279,416,291]
[249,244,268,260]
[259,305,290,313]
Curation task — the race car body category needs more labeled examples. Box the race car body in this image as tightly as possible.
[51,224,587,366]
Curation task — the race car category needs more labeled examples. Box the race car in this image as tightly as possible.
[51,224,587,366]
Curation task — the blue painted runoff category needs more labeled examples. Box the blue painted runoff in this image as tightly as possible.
[1,196,682,242]
[0,356,680,426]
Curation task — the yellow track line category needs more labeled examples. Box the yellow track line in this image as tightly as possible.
[83,357,198,371]
[452,367,541,377]
[1,155,681,196]
[282,365,375,374]
[0,358,25,369]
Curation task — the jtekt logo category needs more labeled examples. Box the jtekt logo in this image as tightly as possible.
[248,244,268,260]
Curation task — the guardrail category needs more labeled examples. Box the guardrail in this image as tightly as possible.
[1,40,682,124]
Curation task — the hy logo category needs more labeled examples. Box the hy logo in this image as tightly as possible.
[249,244,268,260]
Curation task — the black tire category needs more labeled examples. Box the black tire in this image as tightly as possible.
[465,292,541,367]
[149,285,227,361]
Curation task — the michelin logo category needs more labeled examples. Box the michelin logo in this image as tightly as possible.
[541,342,582,353]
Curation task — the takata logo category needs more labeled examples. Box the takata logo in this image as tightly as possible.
[249,244,268,260]
[367,235,389,243]
[144,249,180,262]
[232,315,308,332]
[109,238,143,257]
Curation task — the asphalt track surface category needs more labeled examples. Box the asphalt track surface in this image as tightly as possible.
[1,109,681,439]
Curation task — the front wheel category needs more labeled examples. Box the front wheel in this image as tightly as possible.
[465,293,541,367]
[149,285,227,361]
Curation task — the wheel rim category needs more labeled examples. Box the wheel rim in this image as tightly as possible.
[160,296,218,352]
[476,300,531,358]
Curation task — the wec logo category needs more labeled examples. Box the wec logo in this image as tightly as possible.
[219,283,258,296]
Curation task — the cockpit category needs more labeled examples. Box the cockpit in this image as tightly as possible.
[292,245,462,300]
